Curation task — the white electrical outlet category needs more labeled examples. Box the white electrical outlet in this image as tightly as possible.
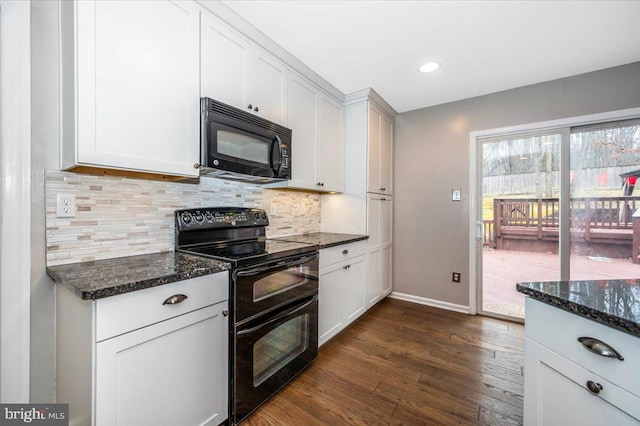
[56,193,76,218]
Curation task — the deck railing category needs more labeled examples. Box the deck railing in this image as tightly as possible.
[484,196,640,248]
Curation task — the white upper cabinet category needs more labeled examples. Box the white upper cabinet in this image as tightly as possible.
[252,50,288,124]
[61,0,200,177]
[200,10,287,125]
[286,72,319,189]
[380,113,394,194]
[200,11,251,112]
[367,103,394,194]
[272,71,344,193]
[317,94,345,192]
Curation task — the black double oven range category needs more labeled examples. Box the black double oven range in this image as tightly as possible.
[175,207,319,425]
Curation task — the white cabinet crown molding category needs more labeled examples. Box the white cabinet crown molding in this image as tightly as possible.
[344,88,398,118]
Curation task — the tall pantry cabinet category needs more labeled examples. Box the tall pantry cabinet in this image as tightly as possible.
[321,88,396,309]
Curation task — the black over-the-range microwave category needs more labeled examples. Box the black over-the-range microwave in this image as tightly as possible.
[200,97,292,184]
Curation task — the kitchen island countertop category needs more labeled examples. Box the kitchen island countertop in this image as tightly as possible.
[272,232,368,249]
[517,279,640,338]
[47,251,230,300]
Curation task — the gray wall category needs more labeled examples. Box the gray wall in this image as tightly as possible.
[394,62,640,307]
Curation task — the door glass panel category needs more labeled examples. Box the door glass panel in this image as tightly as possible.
[569,122,640,279]
[481,134,561,319]
[253,314,309,386]
[253,266,310,302]
[217,129,269,164]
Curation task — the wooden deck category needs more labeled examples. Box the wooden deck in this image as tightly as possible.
[482,248,640,318]
[483,196,640,267]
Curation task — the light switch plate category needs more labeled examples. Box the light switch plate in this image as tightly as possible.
[452,189,461,201]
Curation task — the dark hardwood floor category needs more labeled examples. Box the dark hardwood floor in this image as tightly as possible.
[243,298,525,425]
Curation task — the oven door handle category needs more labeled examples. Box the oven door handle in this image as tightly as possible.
[237,253,319,277]
[237,295,318,337]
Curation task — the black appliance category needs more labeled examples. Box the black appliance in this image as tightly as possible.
[200,98,292,184]
[175,207,318,425]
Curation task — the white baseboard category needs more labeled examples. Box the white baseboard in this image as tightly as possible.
[388,292,470,314]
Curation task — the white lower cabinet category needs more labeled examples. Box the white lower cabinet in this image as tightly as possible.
[56,272,229,426]
[524,298,640,425]
[366,194,393,308]
[318,241,367,346]
[96,303,228,426]
[525,338,639,425]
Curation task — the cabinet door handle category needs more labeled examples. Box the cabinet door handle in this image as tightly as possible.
[254,106,259,112]
[222,310,229,317]
[586,380,603,395]
[247,104,253,110]
[342,249,349,255]
[162,294,188,305]
[577,337,624,360]
[193,162,200,169]
[343,265,351,270]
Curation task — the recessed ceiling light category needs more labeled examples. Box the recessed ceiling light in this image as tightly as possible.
[419,62,440,73]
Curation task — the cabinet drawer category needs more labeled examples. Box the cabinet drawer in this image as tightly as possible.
[525,298,640,398]
[96,272,228,342]
[319,241,367,268]
[525,338,640,424]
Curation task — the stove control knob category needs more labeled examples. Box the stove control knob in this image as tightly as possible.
[204,211,213,221]
[182,212,193,224]
[261,212,267,220]
[254,212,260,220]
[194,212,204,222]
[231,221,236,226]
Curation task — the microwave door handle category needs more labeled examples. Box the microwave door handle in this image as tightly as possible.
[236,295,318,337]
[270,136,283,176]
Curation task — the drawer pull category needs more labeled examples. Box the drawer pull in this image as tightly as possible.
[577,337,624,360]
[586,380,603,395]
[222,310,229,317]
[342,249,349,255]
[162,294,188,305]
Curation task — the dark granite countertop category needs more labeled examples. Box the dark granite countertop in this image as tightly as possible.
[47,251,230,300]
[517,279,640,338]
[272,232,368,249]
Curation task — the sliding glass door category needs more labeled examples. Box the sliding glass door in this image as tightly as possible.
[478,132,562,319]
[569,121,640,280]
[476,118,640,320]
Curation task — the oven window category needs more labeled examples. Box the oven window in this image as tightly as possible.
[217,130,269,164]
[253,266,310,302]
[253,314,309,387]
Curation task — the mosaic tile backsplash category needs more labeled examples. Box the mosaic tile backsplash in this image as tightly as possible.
[45,170,320,266]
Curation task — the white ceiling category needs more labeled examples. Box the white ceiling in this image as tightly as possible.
[220,0,640,113]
